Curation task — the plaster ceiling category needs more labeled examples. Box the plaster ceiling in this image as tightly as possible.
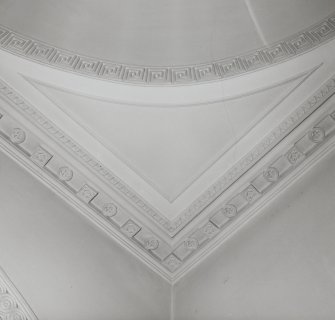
[1,0,335,66]
[0,1,335,283]
[31,75,305,203]
[1,1,335,84]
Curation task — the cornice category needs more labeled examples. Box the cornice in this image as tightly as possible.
[24,68,315,206]
[1,76,335,281]
[172,120,335,284]
[0,107,173,282]
[171,109,335,280]
[0,267,38,320]
[169,72,335,235]
[1,69,334,238]
[0,13,335,86]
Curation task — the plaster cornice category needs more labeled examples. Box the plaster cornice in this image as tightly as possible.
[1,75,335,282]
[0,267,38,320]
[1,67,333,238]
[172,109,335,280]
[0,13,335,86]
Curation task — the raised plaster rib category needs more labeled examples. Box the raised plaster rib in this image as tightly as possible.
[0,73,335,238]
[0,13,334,85]
[1,76,335,280]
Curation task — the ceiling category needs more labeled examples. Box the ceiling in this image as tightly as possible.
[0,0,335,286]
[31,74,305,204]
[0,0,335,66]
[1,0,335,84]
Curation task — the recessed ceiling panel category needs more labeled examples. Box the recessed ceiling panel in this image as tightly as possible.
[32,76,304,202]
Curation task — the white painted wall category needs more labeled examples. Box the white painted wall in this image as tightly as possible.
[173,148,335,320]
[0,150,171,320]
[1,106,335,320]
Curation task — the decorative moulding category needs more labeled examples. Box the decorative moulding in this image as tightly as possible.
[172,112,335,282]
[1,79,335,282]
[1,71,335,238]
[0,110,173,282]
[0,267,38,320]
[0,13,334,85]
[169,75,335,234]
[24,67,316,206]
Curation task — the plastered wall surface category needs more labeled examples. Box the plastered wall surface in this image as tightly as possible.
[0,150,171,320]
[173,148,335,320]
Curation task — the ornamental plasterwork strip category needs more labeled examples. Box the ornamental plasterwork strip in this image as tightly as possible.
[169,107,335,277]
[1,89,335,279]
[1,74,335,237]
[0,267,38,320]
[0,111,173,279]
[0,78,171,233]
[168,76,335,234]
[0,13,335,85]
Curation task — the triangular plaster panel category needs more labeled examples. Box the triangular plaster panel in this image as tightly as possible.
[32,76,305,202]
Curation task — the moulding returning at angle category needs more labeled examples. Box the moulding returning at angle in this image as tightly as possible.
[1,71,335,237]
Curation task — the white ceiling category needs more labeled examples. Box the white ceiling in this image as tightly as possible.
[4,0,335,66]
[31,75,304,203]
[0,0,335,284]
[1,0,335,85]
[2,130,335,319]
[174,146,335,319]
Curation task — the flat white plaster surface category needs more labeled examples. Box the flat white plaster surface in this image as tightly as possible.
[250,0,335,43]
[0,0,262,66]
[0,0,334,67]
[0,150,171,320]
[173,148,335,320]
[0,2,335,318]
[32,77,301,203]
